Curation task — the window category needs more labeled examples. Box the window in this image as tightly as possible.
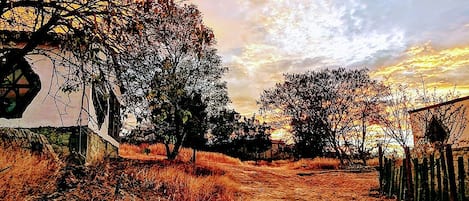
[0,57,40,118]
[425,116,448,143]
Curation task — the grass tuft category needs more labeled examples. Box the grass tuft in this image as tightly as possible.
[0,145,61,200]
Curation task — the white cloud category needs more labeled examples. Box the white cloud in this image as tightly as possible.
[256,0,406,66]
[190,0,469,115]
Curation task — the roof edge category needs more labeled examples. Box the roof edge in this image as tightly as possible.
[409,95,469,114]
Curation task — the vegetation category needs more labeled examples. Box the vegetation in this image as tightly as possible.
[259,68,388,165]
[0,145,61,200]
[116,1,229,160]
[0,143,239,200]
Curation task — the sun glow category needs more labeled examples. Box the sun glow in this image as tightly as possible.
[371,42,469,96]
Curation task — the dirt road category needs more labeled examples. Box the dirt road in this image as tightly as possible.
[219,164,384,201]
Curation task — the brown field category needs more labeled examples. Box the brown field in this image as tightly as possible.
[1,143,390,201]
[0,146,61,200]
[120,143,389,201]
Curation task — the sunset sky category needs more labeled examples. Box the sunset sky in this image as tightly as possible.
[189,0,469,117]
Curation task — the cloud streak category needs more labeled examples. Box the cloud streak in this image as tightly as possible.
[190,0,469,115]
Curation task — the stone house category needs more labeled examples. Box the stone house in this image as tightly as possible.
[0,31,120,163]
[409,96,469,150]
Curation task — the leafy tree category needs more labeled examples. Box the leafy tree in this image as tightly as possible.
[231,115,272,161]
[207,112,272,160]
[117,1,229,160]
[260,68,385,165]
[259,72,327,158]
[181,93,207,162]
[348,78,389,165]
[208,109,239,146]
[290,116,327,159]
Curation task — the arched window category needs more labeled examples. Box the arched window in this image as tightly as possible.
[0,56,40,118]
[425,116,448,143]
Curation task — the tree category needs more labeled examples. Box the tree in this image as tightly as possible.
[207,112,272,160]
[259,72,328,158]
[379,84,414,151]
[0,0,133,120]
[207,109,239,146]
[259,68,384,165]
[117,1,229,160]
[230,115,272,161]
[348,78,389,165]
[180,93,207,163]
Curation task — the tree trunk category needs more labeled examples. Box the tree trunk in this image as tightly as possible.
[191,148,196,163]
[168,127,187,160]
[164,143,171,159]
[362,155,367,166]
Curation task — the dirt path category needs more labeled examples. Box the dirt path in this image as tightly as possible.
[220,164,384,201]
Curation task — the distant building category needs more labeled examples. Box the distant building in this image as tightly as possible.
[256,139,294,160]
[409,96,469,150]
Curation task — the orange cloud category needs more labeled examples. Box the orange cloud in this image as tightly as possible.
[371,42,469,96]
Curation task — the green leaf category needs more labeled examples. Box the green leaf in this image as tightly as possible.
[181,110,192,124]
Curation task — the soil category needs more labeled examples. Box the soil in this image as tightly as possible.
[219,163,388,201]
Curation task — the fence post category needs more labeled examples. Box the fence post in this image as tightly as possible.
[436,158,442,201]
[390,160,395,196]
[384,158,390,196]
[430,154,435,201]
[395,164,400,196]
[457,156,465,201]
[446,144,457,201]
[441,149,449,201]
[422,157,429,201]
[379,145,383,193]
[399,165,404,200]
[413,158,420,201]
[405,147,414,200]
[402,158,408,200]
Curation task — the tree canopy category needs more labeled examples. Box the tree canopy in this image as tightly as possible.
[259,68,388,164]
[116,1,229,159]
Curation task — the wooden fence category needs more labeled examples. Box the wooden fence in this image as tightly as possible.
[379,145,469,201]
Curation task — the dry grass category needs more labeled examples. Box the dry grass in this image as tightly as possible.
[125,162,239,201]
[367,158,380,167]
[55,159,240,201]
[117,143,242,200]
[119,143,242,166]
[0,145,61,200]
[288,158,341,170]
[1,141,381,201]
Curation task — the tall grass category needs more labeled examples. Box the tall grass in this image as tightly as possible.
[366,158,380,167]
[118,143,241,200]
[0,145,61,200]
[119,143,242,166]
[288,158,341,170]
[124,162,239,200]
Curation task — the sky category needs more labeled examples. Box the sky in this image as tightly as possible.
[189,0,469,117]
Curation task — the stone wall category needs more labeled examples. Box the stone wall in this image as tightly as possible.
[0,127,57,159]
[0,127,118,164]
[85,129,119,164]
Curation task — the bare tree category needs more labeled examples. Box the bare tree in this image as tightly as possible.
[379,84,414,151]
[349,78,389,165]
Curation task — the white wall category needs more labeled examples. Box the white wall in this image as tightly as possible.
[0,54,90,127]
